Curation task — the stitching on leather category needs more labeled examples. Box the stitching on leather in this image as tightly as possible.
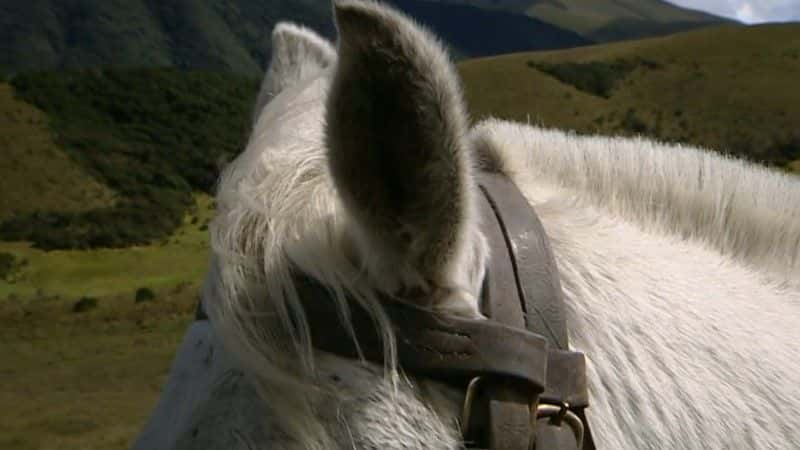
[409,343,471,358]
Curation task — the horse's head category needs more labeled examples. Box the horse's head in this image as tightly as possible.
[206,1,493,447]
[143,3,800,449]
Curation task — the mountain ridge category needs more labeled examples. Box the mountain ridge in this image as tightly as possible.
[421,0,734,41]
[388,0,590,58]
[0,0,590,75]
[1,0,734,75]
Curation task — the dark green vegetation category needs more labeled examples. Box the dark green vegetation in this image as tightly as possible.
[0,70,257,249]
[0,83,117,221]
[0,0,335,76]
[0,252,16,279]
[527,57,663,98]
[459,24,800,171]
[427,0,732,41]
[0,193,215,303]
[135,287,156,303]
[72,296,98,312]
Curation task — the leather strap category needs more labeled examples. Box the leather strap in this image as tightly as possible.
[293,273,550,390]
[477,173,593,450]
[477,175,569,348]
[475,175,535,449]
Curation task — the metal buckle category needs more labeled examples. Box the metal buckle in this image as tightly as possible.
[532,401,585,448]
[461,377,584,449]
[460,376,484,440]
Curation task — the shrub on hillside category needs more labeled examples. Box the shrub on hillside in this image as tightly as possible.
[0,252,15,279]
[528,57,662,98]
[621,109,649,134]
[0,195,188,249]
[73,296,98,313]
[135,287,156,303]
[768,132,800,166]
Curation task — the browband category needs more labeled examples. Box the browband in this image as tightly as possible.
[294,273,550,392]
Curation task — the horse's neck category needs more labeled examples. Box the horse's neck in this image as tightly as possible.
[533,188,800,449]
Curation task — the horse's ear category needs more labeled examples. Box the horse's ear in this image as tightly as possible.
[254,22,336,118]
[326,0,475,294]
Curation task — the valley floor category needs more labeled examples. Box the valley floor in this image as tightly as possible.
[0,286,196,450]
[0,194,214,449]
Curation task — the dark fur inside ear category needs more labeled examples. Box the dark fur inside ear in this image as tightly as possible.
[326,0,472,280]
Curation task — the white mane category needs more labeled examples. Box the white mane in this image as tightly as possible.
[473,120,800,285]
[474,123,800,448]
[189,2,800,449]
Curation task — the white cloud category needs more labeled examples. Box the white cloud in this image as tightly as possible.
[735,3,763,23]
[667,0,800,23]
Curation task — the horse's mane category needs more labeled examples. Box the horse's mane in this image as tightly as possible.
[473,119,800,286]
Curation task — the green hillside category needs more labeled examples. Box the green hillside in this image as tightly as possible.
[0,0,334,75]
[0,69,257,250]
[458,23,800,171]
[0,83,117,221]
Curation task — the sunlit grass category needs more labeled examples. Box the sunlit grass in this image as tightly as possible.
[459,24,800,172]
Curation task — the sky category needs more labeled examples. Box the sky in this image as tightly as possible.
[667,0,800,23]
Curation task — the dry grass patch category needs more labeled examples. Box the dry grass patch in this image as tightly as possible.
[0,283,198,450]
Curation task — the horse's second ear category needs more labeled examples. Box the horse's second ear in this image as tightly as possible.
[326,0,473,285]
[255,22,336,117]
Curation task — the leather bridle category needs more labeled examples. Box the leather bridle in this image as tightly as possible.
[196,172,594,449]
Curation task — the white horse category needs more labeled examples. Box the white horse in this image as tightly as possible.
[133,1,800,449]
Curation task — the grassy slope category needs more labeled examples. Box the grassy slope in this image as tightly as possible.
[0,193,214,301]
[0,194,214,450]
[458,24,800,171]
[0,283,197,450]
[0,83,116,220]
[2,69,257,250]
